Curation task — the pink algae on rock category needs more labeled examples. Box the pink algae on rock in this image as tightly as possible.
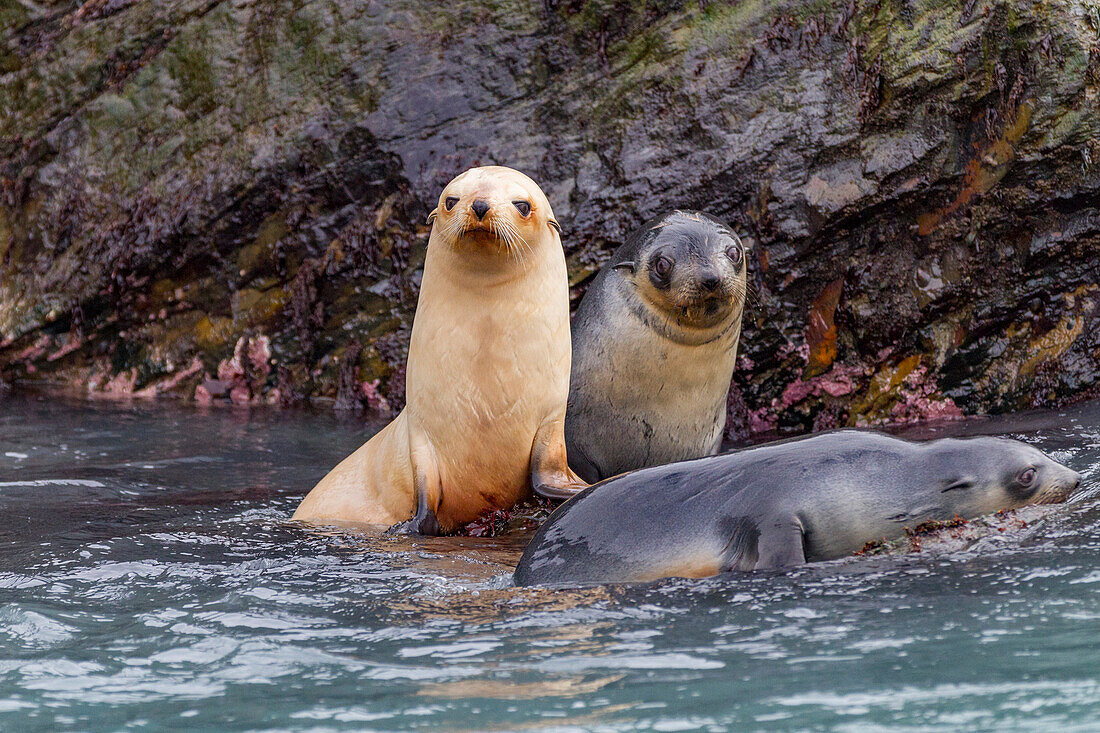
[360,379,390,414]
[778,363,865,409]
[748,407,778,434]
[196,335,274,406]
[887,364,963,424]
[133,357,203,398]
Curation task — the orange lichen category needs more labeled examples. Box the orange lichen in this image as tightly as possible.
[804,277,844,378]
[1020,285,1096,377]
[918,102,1034,236]
[850,354,921,419]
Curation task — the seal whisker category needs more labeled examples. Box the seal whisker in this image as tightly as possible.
[488,217,505,260]
[440,213,465,244]
[514,222,535,264]
[490,217,517,265]
[499,218,531,270]
[739,280,761,314]
[502,220,525,268]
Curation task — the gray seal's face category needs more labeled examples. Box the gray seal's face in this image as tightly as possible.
[926,437,1081,515]
[623,211,747,331]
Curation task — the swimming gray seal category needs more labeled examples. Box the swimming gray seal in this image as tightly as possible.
[564,210,748,483]
[514,431,1081,586]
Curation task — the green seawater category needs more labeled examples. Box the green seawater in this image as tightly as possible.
[0,394,1098,732]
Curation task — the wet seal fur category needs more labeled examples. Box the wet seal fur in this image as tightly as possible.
[514,431,1081,586]
[293,166,587,535]
[565,211,748,482]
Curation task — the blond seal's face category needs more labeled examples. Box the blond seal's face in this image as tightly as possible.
[428,166,561,262]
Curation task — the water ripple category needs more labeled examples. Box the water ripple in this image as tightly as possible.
[0,396,1098,730]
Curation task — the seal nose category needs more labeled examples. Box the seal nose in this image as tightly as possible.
[471,199,490,220]
[700,271,722,292]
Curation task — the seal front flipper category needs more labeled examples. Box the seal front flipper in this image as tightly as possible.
[564,429,605,483]
[715,515,763,572]
[385,492,440,535]
[531,418,589,500]
[386,432,442,536]
[751,515,807,570]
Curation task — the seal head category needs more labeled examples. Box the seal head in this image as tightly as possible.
[614,210,747,340]
[427,166,562,266]
[566,210,748,482]
[919,436,1080,511]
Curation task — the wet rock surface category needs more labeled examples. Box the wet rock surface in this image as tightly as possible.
[2,0,1099,433]
[853,504,1063,558]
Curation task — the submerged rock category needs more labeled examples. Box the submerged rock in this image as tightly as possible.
[854,505,1060,558]
[1,0,1098,430]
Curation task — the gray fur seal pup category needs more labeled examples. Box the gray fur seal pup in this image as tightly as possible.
[514,431,1081,586]
[565,210,748,483]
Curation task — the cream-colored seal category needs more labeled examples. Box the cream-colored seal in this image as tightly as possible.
[292,166,587,534]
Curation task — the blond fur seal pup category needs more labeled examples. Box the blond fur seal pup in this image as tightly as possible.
[565,211,748,482]
[293,166,587,534]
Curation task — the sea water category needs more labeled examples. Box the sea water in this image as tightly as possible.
[0,394,1098,732]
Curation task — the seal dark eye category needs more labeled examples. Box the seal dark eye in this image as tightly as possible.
[649,255,674,289]
[512,200,531,217]
[1018,467,1036,486]
[725,244,743,265]
[445,196,459,211]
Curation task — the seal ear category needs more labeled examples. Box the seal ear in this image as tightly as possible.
[427,208,438,224]
[611,261,635,274]
[548,218,562,235]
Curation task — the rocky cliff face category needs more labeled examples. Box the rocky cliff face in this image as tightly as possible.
[2,0,1098,435]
